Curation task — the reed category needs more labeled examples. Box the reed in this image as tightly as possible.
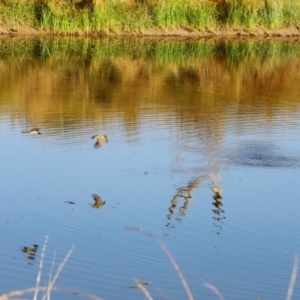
[38,0,153,34]
[153,0,217,29]
[1,0,300,34]
[0,236,103,300]
[0,0,36,27]
[223,0,300,28]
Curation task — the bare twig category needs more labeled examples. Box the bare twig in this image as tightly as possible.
[0,286,103,300]
[286,254,298,300]
[41,245,75,300]
[46,250,56,300]
[134,279,153,300]
[204,282,225,300]
[0,239,103,300]
[34,235,49,300]
[126,227,194,300]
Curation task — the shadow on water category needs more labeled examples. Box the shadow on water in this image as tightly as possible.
[226,141,300,168]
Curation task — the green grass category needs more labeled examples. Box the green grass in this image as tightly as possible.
[0,0,36,28]
[1,0,300,34]
[153,0,217,29]
[38,0,153,34]
[224,0,300,29]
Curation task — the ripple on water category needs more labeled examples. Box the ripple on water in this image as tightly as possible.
[225,140,300,168]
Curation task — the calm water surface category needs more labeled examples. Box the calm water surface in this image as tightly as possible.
[0,38,300,300]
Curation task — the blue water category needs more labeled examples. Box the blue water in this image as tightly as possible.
[0,38,300,300]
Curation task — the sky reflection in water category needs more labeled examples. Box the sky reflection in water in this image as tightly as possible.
[0,38,300,300]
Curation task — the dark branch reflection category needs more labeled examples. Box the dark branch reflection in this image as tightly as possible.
[166,172,226,234]
[167,175,208,221]
[210,173,225,235]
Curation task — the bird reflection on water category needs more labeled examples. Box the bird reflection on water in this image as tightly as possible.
[91,135,108,149]
[209,173,222,201]
[22,128,42,135]
[22,244,39,260]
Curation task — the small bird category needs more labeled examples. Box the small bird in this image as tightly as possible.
[91,193,106,209]
[23,128,42,135]
[91,135,108,149]
[91,135,108,142]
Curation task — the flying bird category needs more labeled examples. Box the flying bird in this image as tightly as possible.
[91,193,106,209]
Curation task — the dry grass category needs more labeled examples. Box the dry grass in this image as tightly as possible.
[126,227,299,300]
[0,232,297,299]
[126,227,194,300]
[0,236,103,300]
[286,255,298,300]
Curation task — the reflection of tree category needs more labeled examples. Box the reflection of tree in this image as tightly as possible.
[212,199,225,235]
[210,173,225,235]
[2,39,300,141]
[210,173,222,200]
[166,175,209,228]
[166,172,226,234]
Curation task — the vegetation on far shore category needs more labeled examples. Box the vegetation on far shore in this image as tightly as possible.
[0,0,300,35]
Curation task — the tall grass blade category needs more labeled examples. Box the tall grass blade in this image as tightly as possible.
[204,282,225,300]
[286,254,298,300]
[134,279,154,300]
[0,286,104,300]
[34,235,49,300]
[126,227,194,300]
[41,245,75,300]
[46,250,57,300]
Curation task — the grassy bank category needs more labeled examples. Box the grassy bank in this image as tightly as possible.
[0,0,300,35]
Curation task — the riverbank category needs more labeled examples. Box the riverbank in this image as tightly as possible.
[1,0,300,37]
[1,24,300,38]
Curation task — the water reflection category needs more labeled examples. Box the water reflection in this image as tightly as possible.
[65,201,75,205]
[0,38,300,300]
[167,175,207,221]
[209,173,224,235]
[212,198,225,235]
[91,135,108,149]
[22,244,39,261]
[22,128,42,135]
[166,173,225,234]
[0,38,300,147]
[209,173,222,200]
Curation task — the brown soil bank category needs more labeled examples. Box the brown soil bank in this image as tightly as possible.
[1,25,300,38]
